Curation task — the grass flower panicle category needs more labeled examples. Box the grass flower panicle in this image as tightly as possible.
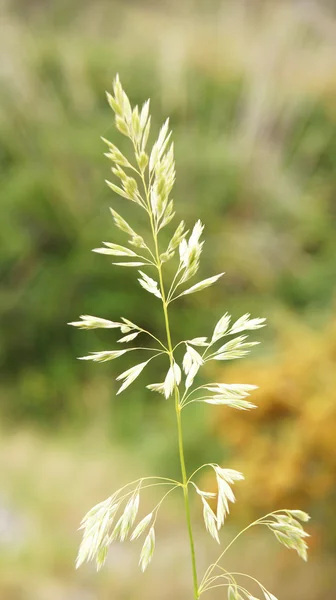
[70,75,309,598]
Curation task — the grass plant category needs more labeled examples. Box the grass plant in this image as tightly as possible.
[70,76,310,599]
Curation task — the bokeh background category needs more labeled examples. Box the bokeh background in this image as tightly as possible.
[1,0,335,598]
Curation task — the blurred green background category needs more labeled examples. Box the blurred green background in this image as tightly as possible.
[0,0,335,598]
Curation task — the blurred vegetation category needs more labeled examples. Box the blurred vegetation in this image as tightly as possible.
[1,0,335,422]
[0,1,335,596]
[2,428,332,600]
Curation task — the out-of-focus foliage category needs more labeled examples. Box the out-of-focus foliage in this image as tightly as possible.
[1,1,335,430]
[0,1,335,597]
[2,428,331,600]
[210,314,336,548]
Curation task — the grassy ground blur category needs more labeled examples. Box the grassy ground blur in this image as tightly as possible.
[0,427,334,600]
[1,0,336,598]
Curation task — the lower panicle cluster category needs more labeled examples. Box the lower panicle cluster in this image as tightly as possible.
[76,477,180,572]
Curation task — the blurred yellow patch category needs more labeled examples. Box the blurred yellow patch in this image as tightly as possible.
[211,314,336,548]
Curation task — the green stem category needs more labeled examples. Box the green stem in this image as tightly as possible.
[157,240,199,600]
[139,168,199,599]
[175,398,199,599]
[200,514,273,590]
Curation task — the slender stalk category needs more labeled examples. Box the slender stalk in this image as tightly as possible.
[139,169,199,598]
[175,398,200,599]
[160,273,199,599]
[200,514,274,590]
